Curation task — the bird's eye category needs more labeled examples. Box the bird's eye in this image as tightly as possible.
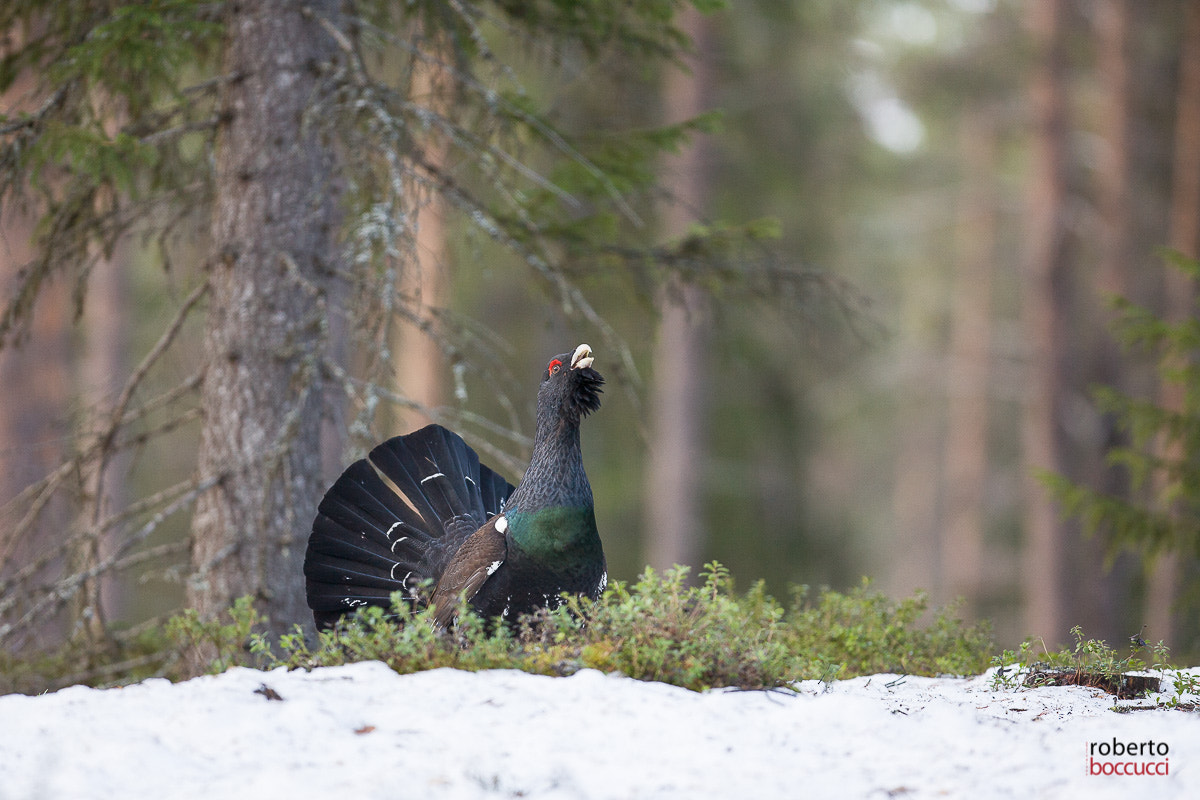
[548,358,562,375]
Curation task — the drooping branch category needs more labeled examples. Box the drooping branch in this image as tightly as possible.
[0,474,219,648]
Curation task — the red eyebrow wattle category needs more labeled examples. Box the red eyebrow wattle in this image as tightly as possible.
[548,359,563,372]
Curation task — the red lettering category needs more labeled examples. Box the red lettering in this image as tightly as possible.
[1087,758,1171,777]
[1087,743,1172,777]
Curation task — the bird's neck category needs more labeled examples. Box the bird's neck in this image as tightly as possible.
[505,409,602,567]
[508,415,592,515]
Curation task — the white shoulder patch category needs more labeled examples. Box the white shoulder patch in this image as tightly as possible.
[494,514,508,534]
[486,559,504,576]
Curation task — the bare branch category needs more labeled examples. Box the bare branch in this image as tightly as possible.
[0,475,220,647]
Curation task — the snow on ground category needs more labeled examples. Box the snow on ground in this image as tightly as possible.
[1,662,1198,799]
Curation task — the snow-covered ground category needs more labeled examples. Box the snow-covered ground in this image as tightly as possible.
[1,662,1198,799]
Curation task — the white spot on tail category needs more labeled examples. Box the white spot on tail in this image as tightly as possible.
[385,521,402,540]
[420,472,445,485]
[598,571,608,594]
[390,537,408,553]
[465,475,476,486]
[486,559,503,577]
[494,514,508,534]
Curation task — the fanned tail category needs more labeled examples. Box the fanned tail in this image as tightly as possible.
[304,424,514,628]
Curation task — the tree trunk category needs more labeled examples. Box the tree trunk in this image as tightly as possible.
[188,0,340,634]
[644,7,714,572]
[1056,0,1136,646]
[72,96,133,644]
[1021,0,1071,646]
[1148,0,1200,645]
[1096,0,1133,303]
[72,243,130,643]
[941,107,996,616]
[394,39,451,431]
[0,64,73,651]
[0,224,74,651]
[393,200,447,429]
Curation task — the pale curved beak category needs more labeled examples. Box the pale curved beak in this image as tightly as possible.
[571,343,594,370]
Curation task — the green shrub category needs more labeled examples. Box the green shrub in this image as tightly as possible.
[0,563,997,694]
[787,579,995,679]
[990,625,1174,701]
[163,562,993,691]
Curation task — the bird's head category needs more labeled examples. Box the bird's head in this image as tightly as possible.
[538,343,604,425]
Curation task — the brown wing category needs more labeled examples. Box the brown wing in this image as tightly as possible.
[430,514,508,629]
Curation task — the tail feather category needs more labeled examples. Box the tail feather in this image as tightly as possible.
[368,425,493,542]
[313,462,430,543]
[305,524,422,579]
[305,551,406,589]
[306,582,399,631]
[304,424,515,627]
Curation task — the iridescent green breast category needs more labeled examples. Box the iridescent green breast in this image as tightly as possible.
[506,506,603,566]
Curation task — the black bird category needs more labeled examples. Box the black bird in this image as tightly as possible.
[304,343,606,629]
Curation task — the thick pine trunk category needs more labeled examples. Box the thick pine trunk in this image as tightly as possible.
[188,0,340,633]
[1021,0,1070,646]
[644,7,714,572]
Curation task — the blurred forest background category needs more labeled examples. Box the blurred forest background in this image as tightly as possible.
[3,0,1200,680]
